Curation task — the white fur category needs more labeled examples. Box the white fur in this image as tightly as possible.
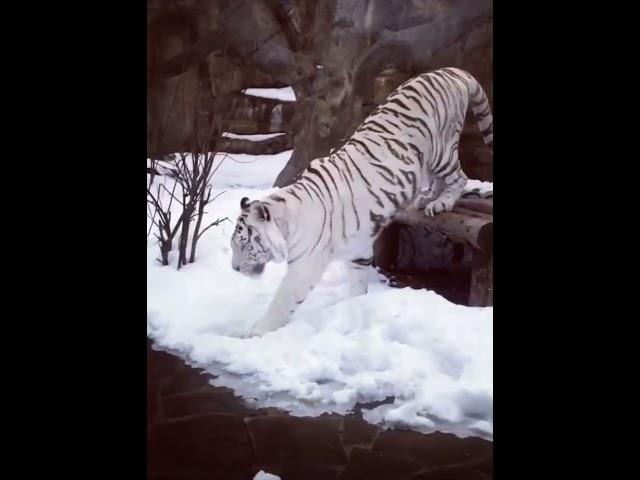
[237,67,492,337]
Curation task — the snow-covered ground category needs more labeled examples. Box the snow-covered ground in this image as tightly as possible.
[242,87,296,102]
[222,132,287,141]
[253,471,281,480]
[465,179,493,194]
[147,150,493,440]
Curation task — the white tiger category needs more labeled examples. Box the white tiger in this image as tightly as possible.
[231,67,493,337]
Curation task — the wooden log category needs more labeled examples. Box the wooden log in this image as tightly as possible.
[470,247,493,307]
[393,198,493,307]
[395,206,492,251]
[373,221,402,270]
[457,198,493,215]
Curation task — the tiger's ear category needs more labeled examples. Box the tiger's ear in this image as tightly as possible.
[255,203,271,222]
[240,197,250,210]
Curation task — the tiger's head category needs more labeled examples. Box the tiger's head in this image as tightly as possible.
[230,197,287,277]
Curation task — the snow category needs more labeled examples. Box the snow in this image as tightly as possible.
[210,151,292,189]
[147,151,493,440]
[466,179,493,194]
[222,132,286,141]
[242,87,296,102]
[253,471,281,480]
[147,152,291,190]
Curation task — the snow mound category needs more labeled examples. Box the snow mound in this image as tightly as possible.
[222,132,287,141]
[242,87,296,102]
[253,471,281,480]
[147,151,493,440]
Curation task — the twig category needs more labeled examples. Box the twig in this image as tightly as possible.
[197,217,230,240]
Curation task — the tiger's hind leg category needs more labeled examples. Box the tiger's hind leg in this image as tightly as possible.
[424,167,467,216]
[423,142,468,217]
[410,178,444,210]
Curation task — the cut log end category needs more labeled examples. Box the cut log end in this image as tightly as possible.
[393,197,493,307]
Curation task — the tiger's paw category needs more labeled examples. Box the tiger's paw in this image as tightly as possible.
[241,320,280,338]
[424,199,455,217]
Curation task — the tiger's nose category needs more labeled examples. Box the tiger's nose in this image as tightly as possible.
[233,265,240,272]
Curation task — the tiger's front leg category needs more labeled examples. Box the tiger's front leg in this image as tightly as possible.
[346,252,374,297]
[245,254,330,337]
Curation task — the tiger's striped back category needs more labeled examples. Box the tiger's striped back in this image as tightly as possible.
[258,67,492,264]
[231,67,493,334]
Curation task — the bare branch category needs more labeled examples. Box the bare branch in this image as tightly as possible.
[197,217,230,241]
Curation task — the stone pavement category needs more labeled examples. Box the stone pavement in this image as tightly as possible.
[148,339,492,480]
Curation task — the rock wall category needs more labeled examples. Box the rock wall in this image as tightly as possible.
[148,0,493,179]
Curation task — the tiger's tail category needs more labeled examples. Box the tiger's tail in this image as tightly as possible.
[446,68,493,147]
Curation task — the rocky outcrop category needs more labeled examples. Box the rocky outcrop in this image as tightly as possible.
[147,0,492,184]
